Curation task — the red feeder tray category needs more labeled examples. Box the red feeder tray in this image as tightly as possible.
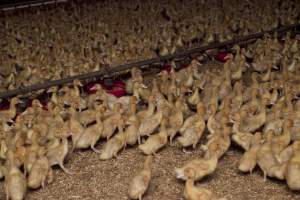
[106,87,126,97]
[215,52,229,62]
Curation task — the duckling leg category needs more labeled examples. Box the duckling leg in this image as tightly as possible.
[5,183,9,200]
[263,170,267,182]
[139,194,142,200]
[47,168,54,184]
[113,152,119,159]
[169,132,176,146]
[192,142,198,149]
[123,143,127,151]
[42,179,46,190]
[59,162,74,175]
[91,144,101,154]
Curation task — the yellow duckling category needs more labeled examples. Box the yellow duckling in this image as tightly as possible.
[128,156,152,200]
[184,168,226,200]
[138,119,168,155]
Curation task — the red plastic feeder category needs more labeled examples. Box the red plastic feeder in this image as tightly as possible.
[215,52,229,62]
[106,87,126,97]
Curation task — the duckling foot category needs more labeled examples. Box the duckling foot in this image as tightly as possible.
[182,148,192,154]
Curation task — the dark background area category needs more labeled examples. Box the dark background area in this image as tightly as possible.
[0,0,61,7]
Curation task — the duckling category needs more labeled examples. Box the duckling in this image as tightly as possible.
[219,63,232,99]
[271,119,293,157]
[175,92,192,119]
[4,150,27,200]
[68,107,85,151]
[225,53,241,81]
[207,104,219,138]
[46,136,72,174]
[75,109,104,153]
[231,113,254,151]
[87,84,105,108]
[27,154,53,189]
[132,80,150,103]
[177,102,206,149]
[69,79,86,111]
[126,68,143,94]
[158,70,171,96]
[128,156,152,200]
[286,141,300,190]
[184,168,225,200]
[101,103,123,140]
[138,118,168,155]
[0,97,21,123]
[187,86,200,107]
[99,132,126,160]
[24,136,45,175]
[166,104,184,145]
[238,132,263,174]
[202,123,231,159]
[139,109,163,137]
[257,130,278,181]
[230,81,243,114]
[238,102,267,133]
[263,118,283,136]
[183,67,194,88]
[136,95,155,122]
[175,154,218,181]
[124,99,141,146]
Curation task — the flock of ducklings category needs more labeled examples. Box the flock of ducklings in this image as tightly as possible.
[0,33,299,200]
[1,0,300,92]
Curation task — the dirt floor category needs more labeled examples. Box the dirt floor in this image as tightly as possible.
[0,140,299,200]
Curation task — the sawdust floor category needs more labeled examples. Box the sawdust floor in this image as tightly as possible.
[0,142,299,200]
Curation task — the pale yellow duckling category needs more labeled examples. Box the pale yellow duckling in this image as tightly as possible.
[136,95,155,122]
[286,141,300,190]
[0,97,21,123]
[175,154,218,181]
[68,107,85,151]
[99,132,126,160]
[202,123,231,159]
[231,112,254,151]
[27,152,53,189]
[138,118,168,155]
[46,135,72,174]
[75,107,104,153]
[124,97,141,146]
[184,168,226,200]
[101,103,124,140]
[175,92,192,119]
[139,107,163,137]
[128,156,152,200]
[24,133,46,175]
[166,102,184,145]
[238,101,267,133]
[207,104,219,138]
[86,84,105,108]
[187,86,200,107]
[177,102,206,149]
[271,119,293,157]
[4,150,27,200]
[257,130,278,181]
[238,132,263,174]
